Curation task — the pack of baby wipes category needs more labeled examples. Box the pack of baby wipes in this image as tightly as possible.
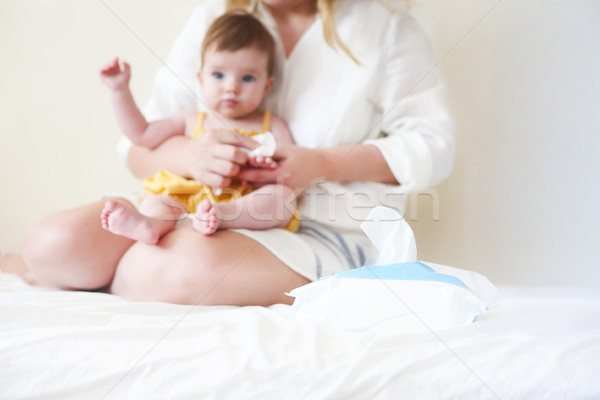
[288,207,498,333]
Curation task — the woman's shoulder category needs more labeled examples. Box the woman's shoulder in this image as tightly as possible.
[336,0,423,36]
[334,0,429,56]
[347,0,409,12]
[336,0,409,19]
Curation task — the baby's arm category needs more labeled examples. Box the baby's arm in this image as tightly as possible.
[269,116,295,146]
[100,58,186,149]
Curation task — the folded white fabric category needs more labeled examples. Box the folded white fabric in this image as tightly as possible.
[288,207,498,333]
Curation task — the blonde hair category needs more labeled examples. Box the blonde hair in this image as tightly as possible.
[225,0,409,64]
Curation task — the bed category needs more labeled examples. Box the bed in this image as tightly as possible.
[1,271,599,400]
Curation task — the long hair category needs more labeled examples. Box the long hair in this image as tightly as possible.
[225,0,409,64]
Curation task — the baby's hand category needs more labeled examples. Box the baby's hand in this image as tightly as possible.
[100,57,131,91]
[247,155,277,169]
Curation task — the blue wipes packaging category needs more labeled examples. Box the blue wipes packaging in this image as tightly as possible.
[288,207,498,333]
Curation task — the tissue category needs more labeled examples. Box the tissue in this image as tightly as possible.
[288,207,498,333]
[240,131,276,157]
[361,205,417,264]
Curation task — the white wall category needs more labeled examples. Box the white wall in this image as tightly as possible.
[409,0,600,286]
[0,0,199,249]
[1,0,599,287]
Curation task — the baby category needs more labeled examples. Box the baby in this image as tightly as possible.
[100,11,297,244]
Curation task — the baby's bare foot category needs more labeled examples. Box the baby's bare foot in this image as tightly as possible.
[101,200,160,244]
[193,199,219,235]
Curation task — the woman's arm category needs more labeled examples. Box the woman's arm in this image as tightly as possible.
[363,15,455,192]
[314,144,397,184]
[127,130,261,187]
[238,143,396,191]
[126,136,190,179]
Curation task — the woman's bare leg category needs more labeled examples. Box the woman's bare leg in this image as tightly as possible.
[0,253,27,274]
[0,253,36,284]
[111,226,309,306]
[22,201,136,290]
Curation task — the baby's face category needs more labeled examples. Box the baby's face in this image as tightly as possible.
[198,45,274,119]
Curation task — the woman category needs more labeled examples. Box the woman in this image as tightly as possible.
[21,0,454,306]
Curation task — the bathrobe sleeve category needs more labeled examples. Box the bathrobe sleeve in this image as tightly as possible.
[365,14,455,192]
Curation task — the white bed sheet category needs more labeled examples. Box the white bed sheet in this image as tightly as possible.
[1,272,599,400]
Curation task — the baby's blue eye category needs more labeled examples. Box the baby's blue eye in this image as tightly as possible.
[242,75,255,83]
[212,72,223,79]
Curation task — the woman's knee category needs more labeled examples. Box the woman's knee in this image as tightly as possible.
[22,215,77,287]
[154,233,230,304]
[22,202,128,289]
[23,213,73,265]
[111,230,208,303]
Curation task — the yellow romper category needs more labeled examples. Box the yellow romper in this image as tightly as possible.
[142,110,299,232]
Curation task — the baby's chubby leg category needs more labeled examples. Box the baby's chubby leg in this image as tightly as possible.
[101,195,186,244]
[192,185,297,235]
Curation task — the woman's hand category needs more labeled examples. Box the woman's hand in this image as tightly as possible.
[128,130,260,187]
[238,144,325,192]
[183,129,262,187]
[236,143,398,190]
